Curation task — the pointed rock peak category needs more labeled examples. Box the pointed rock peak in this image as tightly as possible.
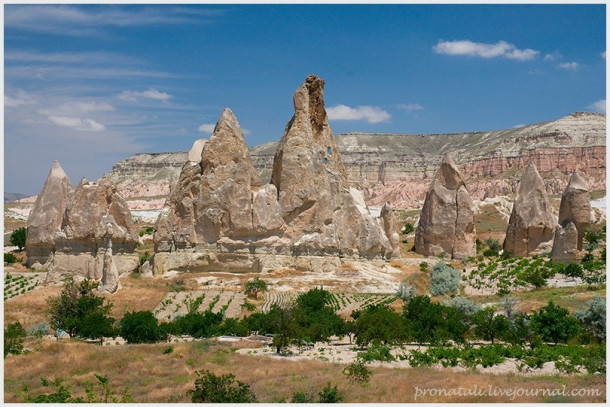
[78,177,90,186]
[49,160,69,180]
[293,74,327,133]
[435,152,465,190]
[216,108,239,130]
[520,162,543,186]
[568,170,589,191]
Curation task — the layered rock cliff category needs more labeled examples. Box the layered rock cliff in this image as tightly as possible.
[107,112,605,210]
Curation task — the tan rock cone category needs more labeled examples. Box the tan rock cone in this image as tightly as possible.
[414,153,476,259]
[270,74,391,257]
[381,202,401,258]
[558,170,591,250]
[551,221,579,264]
[26,160,73,268]
[503,162,555,257]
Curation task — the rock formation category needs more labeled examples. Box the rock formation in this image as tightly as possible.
[151,75,392,275]
[414,153,476,259]
[551,171,591,263]
[503,162,555,257]
[98,239,121,294]
[380,202,401,258]
[270,74,391,257]
[107,112,605,210]
[26,161,73,268]
[46,176,138,285]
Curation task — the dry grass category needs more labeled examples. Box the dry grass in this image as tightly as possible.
[105,275,170,319]
[4,285,63,328]
[4,340,605,403]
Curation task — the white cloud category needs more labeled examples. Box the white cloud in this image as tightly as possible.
[601,51,606,59]
[433,40,539,61]
[117,88,172,102]
[198,123,215,133]
[513,124,526,128]
[39,101,115,116]
[397,103,424,112]
[48,115,105,132]
[5,89,37,107]
[326,104,391,124]
[589,99,606,113]
[558,62,580,71]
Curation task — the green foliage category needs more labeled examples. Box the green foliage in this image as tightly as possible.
[120,311,164,344]
[429,261,461,297]
[244,277,268,299]
[442,296,481,325]
[574,296,606,342]
[354,304,405,346]
[4,321,27,357]
[163,346,174,354]
[138,226,154,237]
[419,261,429,272]
[47,278,112,338]
[357,342,395,362]
[292,288,345,344]
[471,307,510,344]
[531,301,579,344]
[21,375,133,403]
[29,322,50,339]
[396,279,416,304]
[10,227,26,250]
[78,312,116,341]
[189,370,257,403]
[342,359,372,386]
[291,391,314,403]
[563,263,583,279]
[318,382,342,403]
[404,295,467,345]
[485,237,502,252]
[402,222,414,235]
[4,252,17,264]
[138,251,151,266]
[173,310,223,338]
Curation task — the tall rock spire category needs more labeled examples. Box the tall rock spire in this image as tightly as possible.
[503,162,555,256]
[414,153,476,259]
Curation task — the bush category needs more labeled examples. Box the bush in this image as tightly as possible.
[574,296,605,342]
[21,375,132,403]
[244,277,268,299]
[120,311,163,344]
[10,227,26,250]
[29,322,50,339]
[318,382,342,403]
[342,359,372,385]
[163,346,174,354]
[357,342,395,362]
[563,263,583,279]
[485,237,502,252]
[396,279,416,304]
[189,370,257,403]
[442,297,481,322]
[4,321,27,357]
[419,261,429,272]
[531,302,579,345]
[4,252,17,264]
[47,278,112,338]
[291,391,314,403]
[139,251,151,266]
[402,222,414,235]
[404,295,467,345]
[429,261,461,297]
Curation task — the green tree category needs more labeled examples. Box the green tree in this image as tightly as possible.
[429,261,461,297]
[120,311,163,344]
[292,288,345,344]
[563,263,584,279]
[10,227,26,251]
[342,359,372,386]
[403,295,467,345]
[78,312,116,344]
[189,370,257,403]
[531,301,579,345]
[244,277,268,300]
[471,307,510,344]
[4,321,27,357]
[47,278,112,338]
[318,382,342,403]
[355,304,405,346]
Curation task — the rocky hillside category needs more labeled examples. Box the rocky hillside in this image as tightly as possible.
[107,112,605,209]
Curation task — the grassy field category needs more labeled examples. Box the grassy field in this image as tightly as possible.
[4,339,605,403]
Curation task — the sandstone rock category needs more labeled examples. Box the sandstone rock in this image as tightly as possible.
[187,138,207,164]
[503,162,555,257]
[380,202,401,258]
[557,171,590,250]
[551,221,579,264]
[154,108,283,253]
[414,153,476,259]
[270,74,391,258]
[46,176,138,284]
[26,161,73,268]
[98,239,121,294]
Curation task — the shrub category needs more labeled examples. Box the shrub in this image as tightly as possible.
[120,311,163,344]
[4,252,17,264]
[22,375,132,403]
[442,297,481,322]
[357,342,395,362]
[138,251,151,266]
[419,261,429,272]
[498,297,519,321]
[189,370,257,403]
[531,302,579,345]
[291,391,314,403]
[396,279,416,304]
[429,261,461,297]
[10,227,26,250]
[4,321,27,357]
[318,382,342,403]
[163,346,174,354]
[244,277,268,299]
[402,222,414,235]
[342,359,372,386]
[563,263,583,279]
[574,296,605,342]
[29,322,50,339]
[485,237,502,252]
[404,295,467,345]
[47,278,112,338]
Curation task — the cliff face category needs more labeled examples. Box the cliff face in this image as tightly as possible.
[107,112,606,209]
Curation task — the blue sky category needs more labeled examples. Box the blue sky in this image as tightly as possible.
[4,4,606,195]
